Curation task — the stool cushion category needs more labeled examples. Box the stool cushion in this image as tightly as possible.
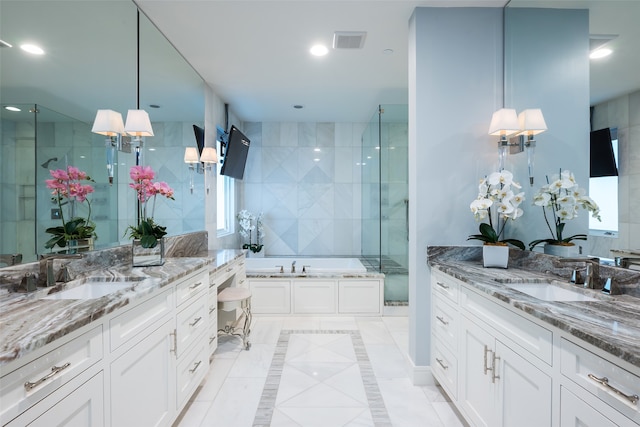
[218,287,252,303]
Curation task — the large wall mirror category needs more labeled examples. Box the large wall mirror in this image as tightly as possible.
[0,0,205,265]
[505,1,640,258]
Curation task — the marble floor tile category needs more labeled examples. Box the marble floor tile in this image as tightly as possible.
[175,316,467,427]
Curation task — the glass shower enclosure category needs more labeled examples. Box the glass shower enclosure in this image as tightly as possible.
[361,104,409,305]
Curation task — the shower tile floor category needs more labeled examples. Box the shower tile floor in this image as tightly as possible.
[174,316,468,427]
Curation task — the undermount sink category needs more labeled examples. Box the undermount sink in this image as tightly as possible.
[507,282,599,302]
[41,281,138,300]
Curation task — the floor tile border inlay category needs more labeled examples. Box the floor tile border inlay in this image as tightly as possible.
[253,329,391,427]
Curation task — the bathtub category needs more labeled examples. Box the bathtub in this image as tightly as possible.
[245,257,367,275]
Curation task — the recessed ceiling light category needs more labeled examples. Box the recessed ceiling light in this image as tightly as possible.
[313,158,320,162]
[20,44,44,55]
[310,44,328,57]
[590,48,612,59]
[313,148,321,152]
[4,106,21,112]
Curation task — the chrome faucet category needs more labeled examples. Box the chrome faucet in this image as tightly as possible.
[556,257,600,289]
[39,254,83,287]
[291,261,296,274]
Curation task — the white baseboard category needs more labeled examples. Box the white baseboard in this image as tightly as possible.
[406,358,436,386]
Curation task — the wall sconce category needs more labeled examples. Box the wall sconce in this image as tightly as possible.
[91,109,125,185]
[488,108,547,185]
[184,147,200,194]
[200,147,218,195]
[516,109,547,186]
[488,108,520,171]
[124,109,154,167]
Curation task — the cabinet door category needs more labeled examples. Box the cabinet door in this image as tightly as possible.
[293,280,335,314]
[249,280,291,314]
[560,387,618,427]
[460,316,496,427]
[496,341,552,427]
[110,319,175,427]
[7,372,104,427]
[338,280,381,314]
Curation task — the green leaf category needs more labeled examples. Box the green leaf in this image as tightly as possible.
[479,223,498,243]
[502,239,525,250]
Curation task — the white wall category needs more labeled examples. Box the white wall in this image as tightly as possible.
[408,7,589,381]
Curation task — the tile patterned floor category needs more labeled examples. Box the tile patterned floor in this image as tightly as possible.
[174,316,468,427]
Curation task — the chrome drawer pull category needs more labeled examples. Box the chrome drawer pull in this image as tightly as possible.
[209,335,217,344]
[491,353,500,383]
[436,315,449,325]
[588,374,639,404]
[483,345,492,375]
[189,281,203,291]
[436,281,449,289]
[209,306,216,314]
[189,316,203,327]
[435,358,448,370]
[24,363,71,391]
[189,360,202,374]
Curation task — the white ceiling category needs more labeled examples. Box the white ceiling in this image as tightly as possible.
[136,0,640,124]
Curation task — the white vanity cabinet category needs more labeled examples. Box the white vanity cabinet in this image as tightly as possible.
[249,280,291,314]
[431,271,553,427]
[0,325,104,426]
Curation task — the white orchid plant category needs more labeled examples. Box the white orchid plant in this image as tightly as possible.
[237,209,264,253]
[529,169,600,250]
[468,170,526,250]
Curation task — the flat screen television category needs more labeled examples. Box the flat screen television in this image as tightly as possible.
[220,125,250,180]
[590,128,618,177]
[192,125,205,156]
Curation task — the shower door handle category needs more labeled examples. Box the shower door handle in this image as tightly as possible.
[404,199,409,241]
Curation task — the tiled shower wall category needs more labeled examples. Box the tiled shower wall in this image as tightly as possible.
[589,89,640,256]
[240,122,367,256]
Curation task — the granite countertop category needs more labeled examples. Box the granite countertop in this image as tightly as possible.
[0,249,245,367]
[428,246,640,370]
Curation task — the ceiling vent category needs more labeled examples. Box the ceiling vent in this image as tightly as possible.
[333,31,367,49]
[0,39,12,48]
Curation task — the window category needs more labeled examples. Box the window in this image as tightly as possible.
[216,128,235,236]
[589,132,618,235]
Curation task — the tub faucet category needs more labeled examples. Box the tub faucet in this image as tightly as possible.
[556,257,600,289]
[291,261,296,274]
[39,253,83,287]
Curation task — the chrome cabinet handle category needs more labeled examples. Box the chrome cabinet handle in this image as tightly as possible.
[435,358,448,370]
[189,360,202,374]
[189,316,203,327]
[588,374,639,404]
[189,281,203,291]
[209,335,216,344]
[24,363,71,391]
[491,353,500,383]
[436,315,448,326]
[170,329,177,354]
[483,345,492,375]
[209,306,216,315]
[436,281,449,289]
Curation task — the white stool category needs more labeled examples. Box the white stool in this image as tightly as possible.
[217,287,252,350]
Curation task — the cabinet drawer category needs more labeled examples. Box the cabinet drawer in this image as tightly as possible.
[432,338,458,400]
[176,297,208,357]
[560,386,618,427]
[433,295,458,352]
[432,272,459,304]
[561,338,640,423]
[177,341,207,409]
[110,287,173,352]
[461,286,552,364]
[0,325,103,424]
[176,269,208,308]
[208,289,218,355]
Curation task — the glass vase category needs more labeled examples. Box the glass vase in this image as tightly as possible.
[132,238,165,267]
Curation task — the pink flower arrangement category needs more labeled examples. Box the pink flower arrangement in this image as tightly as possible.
[44,166,96,249]
[127,165,175,248]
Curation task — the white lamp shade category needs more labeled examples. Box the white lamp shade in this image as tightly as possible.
[200,147,218,163]
[184,147,199,163]
[518,109,547,136]
[488,108,519,136]
[91,109,124,136]
[124,109,154,137]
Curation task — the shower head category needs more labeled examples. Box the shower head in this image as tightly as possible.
[41,157,58,168]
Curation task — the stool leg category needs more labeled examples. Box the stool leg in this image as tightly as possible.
[241,302,252,350]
